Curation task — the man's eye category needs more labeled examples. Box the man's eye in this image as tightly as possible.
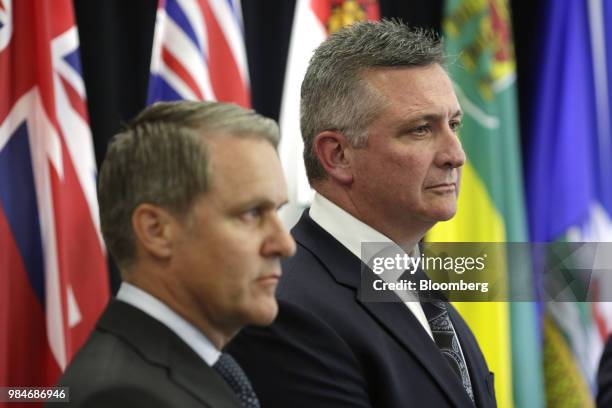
[411,125,430,136]
[450,121,463,132]
[241,208,263,222]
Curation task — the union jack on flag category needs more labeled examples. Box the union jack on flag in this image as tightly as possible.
[0,0,109,390]
[147,0,250,107]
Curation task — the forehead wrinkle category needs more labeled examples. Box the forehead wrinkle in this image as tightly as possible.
[376,88,459,119]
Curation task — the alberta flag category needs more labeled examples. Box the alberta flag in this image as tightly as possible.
[526,0,612,405]
[0,0,109,390]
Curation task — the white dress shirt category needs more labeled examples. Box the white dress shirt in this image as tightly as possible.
[116,282,221,366]
[309,193,433,339]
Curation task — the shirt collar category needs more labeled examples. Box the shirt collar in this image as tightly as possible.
[309,193,393,259]
[116,282,221,366]
[310,193,420,258]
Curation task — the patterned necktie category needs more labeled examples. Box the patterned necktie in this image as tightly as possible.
[213,352,260,408]
[407,266,474,403]
[420,299,475,403]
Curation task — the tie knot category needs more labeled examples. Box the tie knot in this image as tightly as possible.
[213,353,260,408]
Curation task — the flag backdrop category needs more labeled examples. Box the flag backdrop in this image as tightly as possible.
[147,0,250,107]
[0,0,109,392]
[3,1,609,404]
[526,0,612,405]
[278,0,379,227]
[428,0,545,407]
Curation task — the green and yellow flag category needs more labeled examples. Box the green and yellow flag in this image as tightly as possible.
[428,0,545,407]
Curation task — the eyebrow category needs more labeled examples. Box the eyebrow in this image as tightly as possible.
[418,110,463,121]
[399,110,463,128]
[234,197,289,212]
[451,110,463,119]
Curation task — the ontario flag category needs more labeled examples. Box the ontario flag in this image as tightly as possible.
[278,0,379,227]
[147,0,250,108]
[0,0,109,394]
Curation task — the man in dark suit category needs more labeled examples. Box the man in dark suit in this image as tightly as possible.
[49,101,296,407]
[227,21,496,407]
[599,335,612,407]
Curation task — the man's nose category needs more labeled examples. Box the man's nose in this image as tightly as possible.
[262,213,297,258]
[436,127,466,168]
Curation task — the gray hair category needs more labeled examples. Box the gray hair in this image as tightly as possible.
[301,20,444,181]
[98,101,279,270]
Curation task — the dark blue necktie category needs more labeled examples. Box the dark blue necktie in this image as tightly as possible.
[410,268,475,403]
[420,299,475,403]
[213,352,260,408]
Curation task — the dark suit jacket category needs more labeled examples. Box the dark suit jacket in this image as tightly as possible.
[598,336,612,408]
[228,211,496,407]
[47,300,241,408]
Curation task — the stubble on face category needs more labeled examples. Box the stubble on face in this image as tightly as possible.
[346,65,465,245]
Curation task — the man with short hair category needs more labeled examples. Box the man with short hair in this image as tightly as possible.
[227,21,496,407]
[51,101,296,408]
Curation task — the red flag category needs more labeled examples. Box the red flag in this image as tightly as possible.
[0,0,109,396]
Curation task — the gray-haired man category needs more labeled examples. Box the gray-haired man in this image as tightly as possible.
[228,20,496,408]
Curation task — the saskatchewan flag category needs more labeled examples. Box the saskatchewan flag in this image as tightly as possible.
[427,1,544,407]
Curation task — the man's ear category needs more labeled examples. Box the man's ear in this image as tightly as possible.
[313,130,354,185]
[131,203,175,260]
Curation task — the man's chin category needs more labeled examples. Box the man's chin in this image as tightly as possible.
[424,203,457,221]
[437,210,457,222]
[246,300,279,327]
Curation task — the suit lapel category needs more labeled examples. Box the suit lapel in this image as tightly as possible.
[98,300,241,408]
[293,212,474,407]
